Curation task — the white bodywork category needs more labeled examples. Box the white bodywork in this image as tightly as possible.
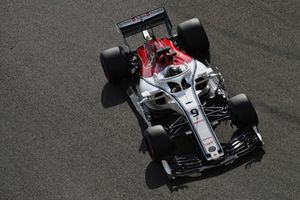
[130,59,224,160]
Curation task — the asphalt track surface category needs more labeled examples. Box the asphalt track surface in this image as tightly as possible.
[1,1,300,199]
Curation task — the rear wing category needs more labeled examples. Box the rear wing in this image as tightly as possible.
[116,7,172,38]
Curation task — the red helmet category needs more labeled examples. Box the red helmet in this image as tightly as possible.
[157,51,174,66]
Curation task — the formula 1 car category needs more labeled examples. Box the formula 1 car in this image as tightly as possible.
[100,7,263,178]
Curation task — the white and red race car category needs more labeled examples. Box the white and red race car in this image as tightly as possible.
[100,7,263,178]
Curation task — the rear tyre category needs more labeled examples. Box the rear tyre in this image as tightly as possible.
[228,93,258,129]
[177,18,210,63]
[143,125,173,162]
[100,46,131,84]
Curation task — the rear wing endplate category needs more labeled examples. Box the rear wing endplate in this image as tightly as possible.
[116,7,172,38]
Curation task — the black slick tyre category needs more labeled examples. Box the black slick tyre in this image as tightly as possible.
[143,125,173,162]
[100,46,131,84]
[177,18,210,62]
[228,93,259,129]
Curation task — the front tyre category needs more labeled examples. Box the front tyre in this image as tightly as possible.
[143,125,173,162]
[100,46,131,84]
[228,93,259,129]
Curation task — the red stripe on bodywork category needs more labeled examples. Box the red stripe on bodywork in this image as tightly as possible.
[136,38,192,78]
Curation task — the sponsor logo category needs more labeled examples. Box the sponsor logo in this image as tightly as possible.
[193,118,204,124]
[208,146,216,152]
[202,136,212,141]
[204,141,213,146]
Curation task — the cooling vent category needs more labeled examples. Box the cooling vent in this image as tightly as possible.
[168,82,181,93]
[181,78,191,89]
[154,92,166,105]
[195,77,208,90]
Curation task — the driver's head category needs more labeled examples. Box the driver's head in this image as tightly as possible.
[164,65,182,77]
[158,52,174,66]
